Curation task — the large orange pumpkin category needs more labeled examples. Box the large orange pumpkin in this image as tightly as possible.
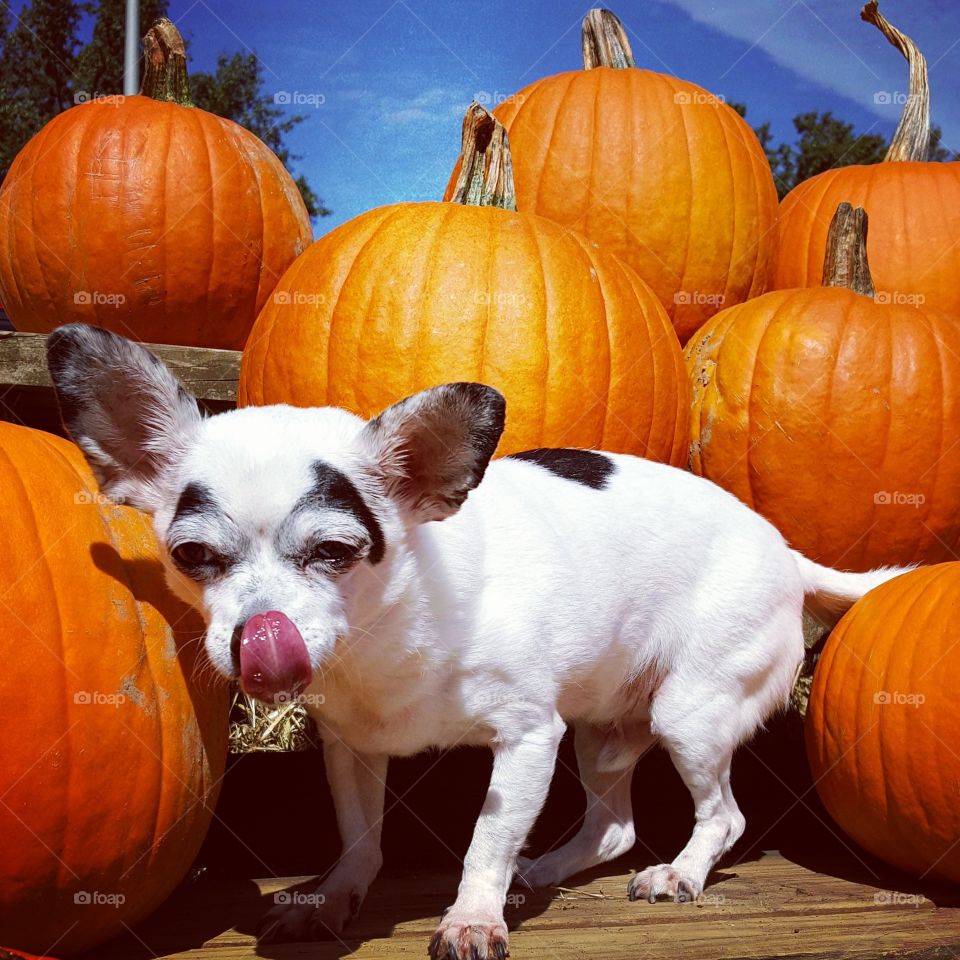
[686,202,960,571]
[240,104,689,462]
[443,9,778,344]
[0,423,228,955]
[0,19,311,350]
[774,2,960,317]
[806,563,960,884]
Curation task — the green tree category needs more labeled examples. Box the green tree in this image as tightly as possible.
[191,53,330,219]
[0,0,328,220]
[733,102,957,199]
[0,0,83,176]
[74,0,170,97]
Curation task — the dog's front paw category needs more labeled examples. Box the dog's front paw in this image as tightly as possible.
[627,864,701,903]
[429,912,509,960]
[257,886,364,944]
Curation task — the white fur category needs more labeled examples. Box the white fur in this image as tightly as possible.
[156,406,902,952]
[46,330,909,958]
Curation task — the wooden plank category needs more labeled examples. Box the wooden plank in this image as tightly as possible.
[0,331,240,403]
[86,852,960,959]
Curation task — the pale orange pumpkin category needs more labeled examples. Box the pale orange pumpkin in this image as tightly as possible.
[774,2,960,318]
[806,563,960,884]
[0,19,311,349]
[240,104,690,463]
[0,423,228,955]
[687,202,960,571]
[444,9,779,344]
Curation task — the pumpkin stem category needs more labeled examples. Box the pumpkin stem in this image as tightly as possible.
[140,17,193,106]
[861,1,929,162]
[448,102,517,211]
[822,202,875,298]
[582,9,636,69]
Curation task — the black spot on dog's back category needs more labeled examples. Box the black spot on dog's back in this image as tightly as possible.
[507,448,615,490]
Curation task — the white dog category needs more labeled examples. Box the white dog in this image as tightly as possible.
[48,324,904,958]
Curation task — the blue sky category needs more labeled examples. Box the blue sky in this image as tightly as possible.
[167,0,960,230]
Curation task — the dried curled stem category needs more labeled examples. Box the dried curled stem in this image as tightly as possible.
[861,1,929,162]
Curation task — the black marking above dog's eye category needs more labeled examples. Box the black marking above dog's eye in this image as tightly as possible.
[172,482,219,523]
[299,462,386,565]
[507,448,615,490]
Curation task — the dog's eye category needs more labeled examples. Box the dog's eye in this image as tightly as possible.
[172,541,215,568]
[305,540,357,568]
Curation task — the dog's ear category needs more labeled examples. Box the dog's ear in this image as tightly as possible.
[46,324,202,513]
[361,383,506,523]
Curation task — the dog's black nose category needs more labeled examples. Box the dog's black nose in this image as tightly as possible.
[230,623,244,675]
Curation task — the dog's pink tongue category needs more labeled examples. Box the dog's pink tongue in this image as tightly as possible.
[239,611,311,703]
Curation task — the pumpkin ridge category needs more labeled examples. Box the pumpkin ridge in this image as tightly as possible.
[714,98,740,313]
[234,120,271,322]
[26,115,66,316]
[0,436,76,886]
[531,72,580,222]
[330,205,409,410]
[522,213,552,444]
[414,205,455,397]
[726,105,767,299]
[92,499,169,878]
[565,228,615,448]
[667,74,695,309]
[741,294,793,511]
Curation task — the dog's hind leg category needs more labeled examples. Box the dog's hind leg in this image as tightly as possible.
[627,606,801,904]
[517,723,654,888]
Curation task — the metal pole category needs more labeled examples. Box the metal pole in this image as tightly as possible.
[123,0,139,95]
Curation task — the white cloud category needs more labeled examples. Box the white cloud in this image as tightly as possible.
[650,0,960,147]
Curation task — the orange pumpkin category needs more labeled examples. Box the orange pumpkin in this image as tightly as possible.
[686,202,960,571]
[241,104,689,462]
[0,423,228,955]
[806,563,960,884]
[0,19,311,350]
[774,2,960,317]
[443,9,778,344]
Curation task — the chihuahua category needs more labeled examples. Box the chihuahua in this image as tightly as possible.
[47,324,905,958]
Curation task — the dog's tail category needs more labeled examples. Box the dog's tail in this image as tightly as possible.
[792,551,914,628]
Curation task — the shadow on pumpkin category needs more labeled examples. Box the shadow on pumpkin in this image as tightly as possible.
[89,539,229,729]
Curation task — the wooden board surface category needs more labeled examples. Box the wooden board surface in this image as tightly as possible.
[88,851,960,959]
[0,331,240,402]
